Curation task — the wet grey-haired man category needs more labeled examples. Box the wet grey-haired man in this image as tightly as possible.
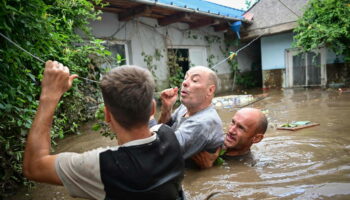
[150,66,224,166]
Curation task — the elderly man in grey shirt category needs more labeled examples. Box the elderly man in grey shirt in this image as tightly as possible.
[151,66,224,162]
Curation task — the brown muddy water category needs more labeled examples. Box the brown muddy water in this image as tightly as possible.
[9,88,350,200]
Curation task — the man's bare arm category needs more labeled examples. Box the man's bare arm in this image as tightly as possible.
[191,147,221,169]
[23,61,78,185]
[158,87,178,124]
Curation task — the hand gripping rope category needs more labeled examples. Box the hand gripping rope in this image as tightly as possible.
[0,32,99,83]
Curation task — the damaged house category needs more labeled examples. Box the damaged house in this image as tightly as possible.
[92,0,348,92]
[92,0,249,93]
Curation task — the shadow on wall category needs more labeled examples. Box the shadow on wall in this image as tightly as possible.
[327,63,350,87]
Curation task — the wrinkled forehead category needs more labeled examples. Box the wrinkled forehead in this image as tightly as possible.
[186,67,210,78]
[234,110,259,129]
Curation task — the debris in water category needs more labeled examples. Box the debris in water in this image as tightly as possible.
[213,93,268,109]
[277,121,320,131]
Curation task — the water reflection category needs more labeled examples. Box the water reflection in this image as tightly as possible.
[183,88,350,199]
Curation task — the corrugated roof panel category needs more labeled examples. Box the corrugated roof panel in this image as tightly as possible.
[151,0,244,19]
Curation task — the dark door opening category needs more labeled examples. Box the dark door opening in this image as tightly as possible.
[168,48,189,75]
[167,48,189,87]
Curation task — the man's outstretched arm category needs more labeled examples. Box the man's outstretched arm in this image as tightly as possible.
[23,61,78,185]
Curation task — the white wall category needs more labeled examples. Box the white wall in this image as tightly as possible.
[89,12,231,90]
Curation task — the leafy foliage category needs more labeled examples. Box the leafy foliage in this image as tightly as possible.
[167,50,185,88]
[293,0,350,62]
[141,49,163,87]
[0,0,109,197]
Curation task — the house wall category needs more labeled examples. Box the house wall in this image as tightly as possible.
[89,12,232,93]
[240,0,308,88]
[259,32,346,88]
[242,0,349,88]
[242,0,308,39]
[261,32,293,70]
[326,50,348,86]
[246,0,306,30]
[237,39,261,73]
[259,32,292,88]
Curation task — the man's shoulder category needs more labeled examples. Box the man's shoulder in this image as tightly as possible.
[56,146,116,166]
[192,105,221,122]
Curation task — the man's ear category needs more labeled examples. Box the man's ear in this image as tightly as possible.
[104,106,111,123]
[252,133,264,144]
[208,85,216,96]
[150,99,156,117]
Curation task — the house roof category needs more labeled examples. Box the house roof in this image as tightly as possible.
[156,0,244,19]
[240,0,308,40]
[98,0,248,32]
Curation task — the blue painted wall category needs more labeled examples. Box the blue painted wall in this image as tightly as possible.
[261,32,293,70]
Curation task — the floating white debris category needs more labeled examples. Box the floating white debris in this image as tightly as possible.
[212,93,268,109]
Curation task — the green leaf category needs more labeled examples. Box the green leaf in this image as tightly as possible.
[92,123,101,131]
[214,157,225,166]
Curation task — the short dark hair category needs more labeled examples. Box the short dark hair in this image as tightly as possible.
[100,65,155,129]
[256,114,268,134]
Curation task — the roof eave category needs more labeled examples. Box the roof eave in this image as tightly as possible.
[128,0,251,24]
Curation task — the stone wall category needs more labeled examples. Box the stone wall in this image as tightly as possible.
[262,69,283,89]
[217,73,234,93]
[326,63,350,87]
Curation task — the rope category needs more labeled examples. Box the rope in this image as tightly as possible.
[0,32,99,83]
[1,31,263,82]
[212,34,263,69]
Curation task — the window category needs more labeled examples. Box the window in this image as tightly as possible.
[285,48,326,87]
[100,41,130,70]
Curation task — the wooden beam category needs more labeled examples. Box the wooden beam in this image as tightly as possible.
[189,19,219,29]
[241,21,297,40]
[213,23,229,32]
[158,13,191,26]
[118,5,152,21]
[96,6,123,13]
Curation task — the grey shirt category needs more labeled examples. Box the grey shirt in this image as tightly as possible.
[170,104,224,159]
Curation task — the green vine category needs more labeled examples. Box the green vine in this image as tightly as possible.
[293,0,350,62]
[0,0,109,197]
[206,54,217,71]
[204,35,221,45]
[141,49,163,84]
[187,30,199,40]
[167,50,185,88]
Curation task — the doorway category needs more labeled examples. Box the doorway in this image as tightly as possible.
[286,48,326,87]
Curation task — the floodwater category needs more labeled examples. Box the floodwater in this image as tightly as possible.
[9,88,350,200]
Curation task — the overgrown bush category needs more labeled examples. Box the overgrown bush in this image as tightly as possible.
[294,0,350,62]
[0,0,109,197]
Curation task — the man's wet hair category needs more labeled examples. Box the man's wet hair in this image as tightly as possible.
[100,65,155,129]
